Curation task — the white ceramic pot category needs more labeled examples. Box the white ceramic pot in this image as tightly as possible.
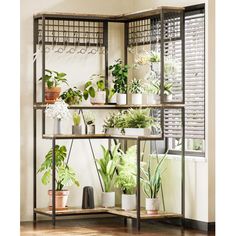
[124,128,151,136]
[48,190,69,209]
[106,128,121,135]
[116,93,127,105]
[85,125,95,134]
[131,94,142,105]
[121,194,136,211]
[109,93,117,104]
[145,197,160,214]
[101,192,115,208]
[163,94,172,102]
[90,91,106,104]
[146,94,160,105]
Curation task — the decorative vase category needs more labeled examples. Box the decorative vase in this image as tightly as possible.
[90,91,106,105]
[53,118,61,134]
[101,192,115,208]
[48,190,69,209]
[72,125,82,134]
[45,87,61,104]
[131,94,142,105]
[116,93,127,105]
[145,197,160,214]
[82,186,95,209]
[85,124,95,134]
[121,194,136,211]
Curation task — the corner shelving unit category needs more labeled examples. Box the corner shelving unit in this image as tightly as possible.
[33,6,185,231]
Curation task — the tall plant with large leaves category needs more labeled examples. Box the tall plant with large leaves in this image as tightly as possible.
[37,145,80,191]
[96,144,121,192]
[141,151,168,198]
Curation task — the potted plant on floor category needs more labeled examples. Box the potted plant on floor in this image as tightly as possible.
[37,145,80,209]
[84,111,95,134]
[115,145,137,211]
[45,100,71,134]
[96,144,121,208]
[128,78,144,105]
[83,74,108,105]
[72,112,82,134]
[141,151,168,214]
[109,59,129,105]
[60,86,83,105]
[124,108,157,136]
[39,69,68,104]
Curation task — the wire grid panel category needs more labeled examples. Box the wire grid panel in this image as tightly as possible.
[37,19,104,46]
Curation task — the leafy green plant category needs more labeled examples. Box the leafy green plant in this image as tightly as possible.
[37,145,80,191]
[109,59,129,94]
[73,112,81,126]
[128,78,143,94]
[83,111,95,125]
[162,82,173,95]
[39,69,68,88]
[115,145,137,194]
[60,87,83,105]
[141,151,168,198]
[125,109,156,129]
[149,51,160,63]
[96,144,121,192]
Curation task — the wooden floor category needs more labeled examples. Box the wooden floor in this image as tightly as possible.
[21,218,215,236]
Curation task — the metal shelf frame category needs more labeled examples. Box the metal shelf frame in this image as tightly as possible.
[33,6,185,231]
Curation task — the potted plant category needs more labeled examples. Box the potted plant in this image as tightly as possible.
[96,144,120,207]
[115,145,137,211]
[45,100,71,134]
[37,145,80,209]
[83,74,107,105]
[60,87,83,105]
[141,151,168,214]
[109,59,129,105]
[72,112,82,134]
[123,108,157,136]
[39,69,68,104]
[162,82,173,102]
[84,111,95,134]
[145,79,160,105]
[128,78,144,105]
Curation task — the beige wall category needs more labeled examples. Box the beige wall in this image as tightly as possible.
[20,0,215,223]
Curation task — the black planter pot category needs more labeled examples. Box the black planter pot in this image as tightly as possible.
[82,186,95,209]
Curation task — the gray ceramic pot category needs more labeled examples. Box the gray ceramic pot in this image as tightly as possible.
[72,125,82,134]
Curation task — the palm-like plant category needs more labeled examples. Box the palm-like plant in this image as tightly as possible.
[141,151,168,198]
[128,78,143,94]
[96,144,121,192]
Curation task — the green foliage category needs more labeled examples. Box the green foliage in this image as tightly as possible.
[96,144,121,192]
[103,111,126,133]
[128,78,143,94]
[163,82,173,95]
[39,69,68,88]
[109,59,129,94]
[141,151,168,198]
[115,145,137,194]
[149,51,160,63]
[73,112,81,126]
[37,145,80,191]
[60,87,83,105]
[125,109,156,129]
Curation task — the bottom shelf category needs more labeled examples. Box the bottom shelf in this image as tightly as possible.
[34,206,182,220]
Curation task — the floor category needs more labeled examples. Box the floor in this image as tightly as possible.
[21,217,215,236]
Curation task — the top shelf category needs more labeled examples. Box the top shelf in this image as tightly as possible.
[34,103,185,110]
[34,6,184,22]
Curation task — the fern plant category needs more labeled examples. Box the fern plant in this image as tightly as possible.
[96,144,121,192]
[37,145,80,191]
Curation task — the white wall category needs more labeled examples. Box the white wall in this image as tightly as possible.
[21,0,215,223]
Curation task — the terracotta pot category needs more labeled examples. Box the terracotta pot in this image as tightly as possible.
[48,190,69,209]
[45,87,61,104]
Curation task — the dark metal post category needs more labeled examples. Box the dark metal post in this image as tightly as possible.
[42,16,46,135]
[181,107,185,225]
[124,22,128,104]
[160,10,165,104]
[52,138,56,226]
[136,139,141,231]
[181,11,185,104]
[103,21,109,104]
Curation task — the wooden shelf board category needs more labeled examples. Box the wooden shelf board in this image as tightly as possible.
[34,207,182,220]
[34,103,185,110]
[42,134,163,140]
